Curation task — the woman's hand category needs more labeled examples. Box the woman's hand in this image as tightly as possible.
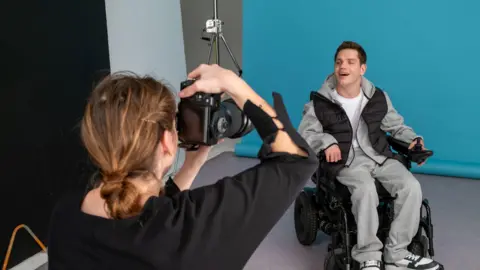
[179,64,240,98]
[179,64,268,113]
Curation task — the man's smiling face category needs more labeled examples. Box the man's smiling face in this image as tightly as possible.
[334,48,366,88]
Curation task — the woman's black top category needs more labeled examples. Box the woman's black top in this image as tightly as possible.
[47,93,319,270]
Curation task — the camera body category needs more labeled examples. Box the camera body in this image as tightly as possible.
[176,79,253,150]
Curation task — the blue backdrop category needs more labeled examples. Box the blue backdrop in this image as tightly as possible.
[235,0,480,179]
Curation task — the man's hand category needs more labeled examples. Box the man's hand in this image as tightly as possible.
[325,144,342,163]
[408,138,427,166]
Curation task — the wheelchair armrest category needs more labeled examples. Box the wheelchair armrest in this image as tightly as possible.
[317,150,326,162]
[314,151,342,190]
[387,136,434,164]
[387,135,410,156]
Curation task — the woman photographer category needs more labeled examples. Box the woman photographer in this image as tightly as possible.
[47,64,318,270]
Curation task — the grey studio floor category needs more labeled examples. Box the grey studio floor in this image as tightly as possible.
[36,152,480,270]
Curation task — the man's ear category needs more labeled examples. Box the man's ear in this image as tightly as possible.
[360,63,367,75]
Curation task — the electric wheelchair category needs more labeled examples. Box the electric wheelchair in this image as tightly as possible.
[293,136,438,270]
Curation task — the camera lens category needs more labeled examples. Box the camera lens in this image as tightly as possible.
[212,99,254,140]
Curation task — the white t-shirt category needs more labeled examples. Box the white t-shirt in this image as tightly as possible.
[333,90,363,148]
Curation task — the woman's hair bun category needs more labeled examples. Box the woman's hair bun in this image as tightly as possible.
[100,171,142,219]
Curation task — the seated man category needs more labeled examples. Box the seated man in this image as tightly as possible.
[298,41,442,270]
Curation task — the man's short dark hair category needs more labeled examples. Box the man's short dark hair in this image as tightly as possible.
[334,41,367,65]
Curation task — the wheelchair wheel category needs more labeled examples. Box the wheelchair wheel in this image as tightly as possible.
[408,224,429,257]
[409,235,429,257]
[294,189,318,246]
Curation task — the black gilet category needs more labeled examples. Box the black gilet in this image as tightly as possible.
[310,87,394,165]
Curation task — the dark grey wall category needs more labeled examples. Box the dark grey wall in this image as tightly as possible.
[180,0,242,73]
[0,0,110,268]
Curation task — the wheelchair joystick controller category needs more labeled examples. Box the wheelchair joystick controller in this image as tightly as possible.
[413,138,423,152]
[408,138,433,165]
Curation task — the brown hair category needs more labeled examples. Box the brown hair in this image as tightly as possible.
[334,41,367,65]
[81,71,176,219]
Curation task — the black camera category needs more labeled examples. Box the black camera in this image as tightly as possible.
[176,79,254,150]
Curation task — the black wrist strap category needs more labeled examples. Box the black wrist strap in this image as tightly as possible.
[243,100,280,144]
[243,92,316,161]
[270,92,312,152]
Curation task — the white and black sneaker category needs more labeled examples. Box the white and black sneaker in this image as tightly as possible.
[360,260,382,270]
[385,253,443,270]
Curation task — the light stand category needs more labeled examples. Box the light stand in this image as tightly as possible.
[201,0,242,77]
